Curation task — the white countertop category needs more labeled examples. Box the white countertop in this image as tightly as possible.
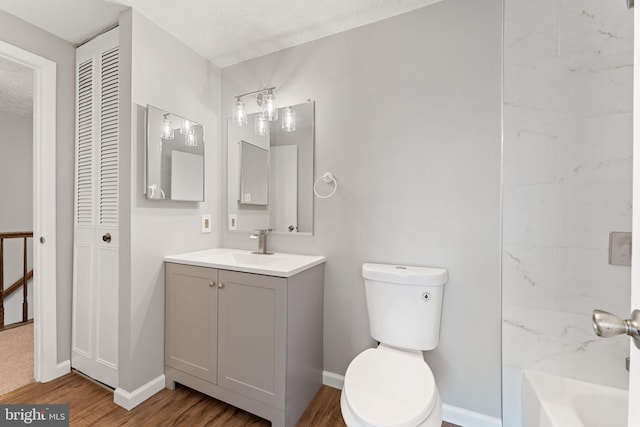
[164,247,326,277]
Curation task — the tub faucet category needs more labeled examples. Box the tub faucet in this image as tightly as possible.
[249,229,273,254]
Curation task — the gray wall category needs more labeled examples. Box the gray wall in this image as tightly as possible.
[118,9,222,392]
[502,0,633,425]
[0,111,34,324]
[221,0,503,418]
[0,10,76,363]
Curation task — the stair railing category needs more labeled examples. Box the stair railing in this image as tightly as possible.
[0,231,33,329]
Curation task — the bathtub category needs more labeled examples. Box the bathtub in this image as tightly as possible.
[522,370,628,427]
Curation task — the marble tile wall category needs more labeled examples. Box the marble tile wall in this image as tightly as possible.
[502,0,633,425]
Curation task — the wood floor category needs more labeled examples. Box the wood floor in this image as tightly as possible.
[0,373,459,426]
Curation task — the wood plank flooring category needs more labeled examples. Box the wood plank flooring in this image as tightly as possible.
[0,373,459,426]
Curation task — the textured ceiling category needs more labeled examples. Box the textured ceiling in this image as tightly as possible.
[0,0,443,67]
[0,0,444,113]
[113,0,444,67]
[0,56,33,116]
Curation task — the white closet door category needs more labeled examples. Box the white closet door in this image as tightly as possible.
[72,28,119,388]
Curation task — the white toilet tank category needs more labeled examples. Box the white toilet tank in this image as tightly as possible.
[363,263,447,351]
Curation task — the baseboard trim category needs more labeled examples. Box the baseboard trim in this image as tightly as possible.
[322,371,502,427]
[322,370,344,390]
[55,360,71,378]
[114,374,165,411]
[443,404,502,427]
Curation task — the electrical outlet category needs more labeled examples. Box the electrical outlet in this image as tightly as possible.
[229,214,237,231]
[201,214,212,233]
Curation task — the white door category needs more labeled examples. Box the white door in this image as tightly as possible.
[630,5,640,426]
[71,28,119,388]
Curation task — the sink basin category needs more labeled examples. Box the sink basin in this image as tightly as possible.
[207,252,288,267]
[164,248,326,277]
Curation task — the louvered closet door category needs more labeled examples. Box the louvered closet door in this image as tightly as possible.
[72,27,119,389]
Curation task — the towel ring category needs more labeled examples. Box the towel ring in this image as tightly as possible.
[314,172,338,199]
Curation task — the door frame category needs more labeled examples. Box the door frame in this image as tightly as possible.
[0,40,65,382]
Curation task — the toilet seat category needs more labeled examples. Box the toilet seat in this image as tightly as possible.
[343,346,438,427]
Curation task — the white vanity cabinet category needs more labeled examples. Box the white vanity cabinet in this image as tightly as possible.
[164,260,324,427]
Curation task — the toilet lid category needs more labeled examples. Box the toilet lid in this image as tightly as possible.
[344,348,437,427]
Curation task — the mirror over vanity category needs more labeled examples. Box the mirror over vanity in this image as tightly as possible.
[146,105,205,202]
[227,101,315,234]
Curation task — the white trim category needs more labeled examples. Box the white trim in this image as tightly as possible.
[323,370,345,390]
[114,375,166,410]
[443,404,502,427]
[0,40,60,383]
[322,370,502,427]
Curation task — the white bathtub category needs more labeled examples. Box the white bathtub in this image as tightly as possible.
[522,370,628,427]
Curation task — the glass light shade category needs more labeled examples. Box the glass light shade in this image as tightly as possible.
[185,128,197,147]
[161,115,174,139]
[281,106,296,132]
[263,93,278,121]
[180,119,192,135]
[255,112,269,136]
[232,99,247,126]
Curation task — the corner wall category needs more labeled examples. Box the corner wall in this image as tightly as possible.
[502,1,633,425]
[221,0,503,419]
[117,9,222,393]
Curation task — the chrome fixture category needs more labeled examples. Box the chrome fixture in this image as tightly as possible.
[249,229,273,255]
[592,309,640,349]
[232,87,296,135]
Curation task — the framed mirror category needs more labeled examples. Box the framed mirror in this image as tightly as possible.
[146,105,205,201]
[227,100,314,234]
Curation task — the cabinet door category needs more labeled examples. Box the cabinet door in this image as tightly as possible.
[165,263,218,383]
[218,270,286,409]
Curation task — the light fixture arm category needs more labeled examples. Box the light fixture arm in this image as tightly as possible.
[235,86,276,102]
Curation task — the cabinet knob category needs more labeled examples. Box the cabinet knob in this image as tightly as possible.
[209,281,214,287]
[218,282,224,289]
[102,233,112,243]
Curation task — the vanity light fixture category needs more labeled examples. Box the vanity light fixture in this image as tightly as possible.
[281,106,296,132]
[161,113,174,140]
[232,87,277,127]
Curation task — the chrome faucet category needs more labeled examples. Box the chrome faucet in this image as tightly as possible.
[249,229,273,254]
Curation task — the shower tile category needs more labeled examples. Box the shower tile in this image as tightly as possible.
[554,55,633,117]
[557,113,632,185]
[558,0,633,58]
[504,59,561,115]
[503,112,558,186]
[559,181,632,250]
[503,305,629,389]
[502,184,564,247]
[503,245,630,315]
[504,0,558,65]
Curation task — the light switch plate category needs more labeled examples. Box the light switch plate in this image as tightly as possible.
[229,214,237,231]
[201,214,212,233]
[609,232,632,266]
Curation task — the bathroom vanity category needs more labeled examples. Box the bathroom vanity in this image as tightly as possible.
[164,249,325,427]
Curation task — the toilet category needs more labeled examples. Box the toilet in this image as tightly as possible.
[340,263,448,427]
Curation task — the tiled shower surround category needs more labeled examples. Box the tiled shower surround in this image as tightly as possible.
[502,0,633,425]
